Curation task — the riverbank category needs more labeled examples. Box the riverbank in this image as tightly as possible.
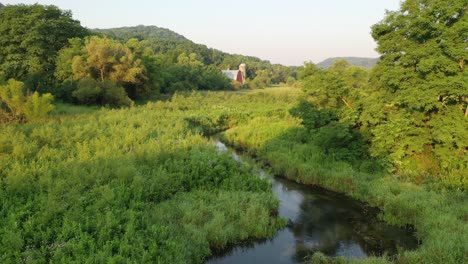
[218,90,467,263]
[1,88,466,263]
[0,92,285,263]
[208,140,418,264]
[164,88,466,263]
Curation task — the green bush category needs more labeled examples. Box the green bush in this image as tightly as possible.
[289,100,337,130]
[72,78,102,104]
[100,80,133,107]
[52,80,78,102]
[200,65,233,91]
[289,100,370,163]
[0,79,54,123]
[73,78,132,107]
[23,92,55,121]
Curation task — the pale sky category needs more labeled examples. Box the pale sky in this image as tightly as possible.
[1,0,402,66]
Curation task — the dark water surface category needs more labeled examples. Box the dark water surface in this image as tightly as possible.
[208,140,419,263]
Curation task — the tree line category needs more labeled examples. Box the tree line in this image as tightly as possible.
[295,0,467,189]
[0,3,298,114]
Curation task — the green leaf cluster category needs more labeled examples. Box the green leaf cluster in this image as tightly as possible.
[364,0,468,187]
[0,4,88,89]
[0,79,54,123]
[295,0,467,189]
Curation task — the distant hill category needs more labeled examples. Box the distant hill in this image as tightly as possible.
[317,57,379,69]
[90,25,293,82]
[93,25,187,42]
[89,25,296,85]
[0,3,4,9]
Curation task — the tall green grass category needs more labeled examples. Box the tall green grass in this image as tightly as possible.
[2,87,466,263]
[0,94,287,263]
[220,94,467,263]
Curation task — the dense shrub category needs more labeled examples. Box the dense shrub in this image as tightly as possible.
[0,93,284,263]
[218,88,467,263]
[0,79,54,123]
[289,100,369,163]
[289,100,337,130]
[199,65,232,91]
[73,78,132,107]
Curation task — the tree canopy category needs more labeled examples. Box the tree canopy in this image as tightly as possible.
[367,0,467,183]
[371,0,467,113]
[94,25,187,41]
[57,37,146,85]
[0,4,298,109]
[96,26,296,83]
[0,4,88,90]
[298,0,467,189]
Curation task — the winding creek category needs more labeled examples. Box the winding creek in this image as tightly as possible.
[208,140,419,263]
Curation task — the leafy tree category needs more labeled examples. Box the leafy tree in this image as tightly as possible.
[55,38,86,82]
[286,76,297,87]
[164,64,201,93]
[371,0,467,114]
[249,70,271,89]
[289,100,338,130]
[0,79,25,117]
[365,0,467,184]
[177,52,203,67]
[289,100,369,162]
[299,60,371,132]
[328,59,351,73]
[343,65,369,90]
[56,36,147,100]
[139,53,165,97]
[84,36,146,85]
[0,4,88,90]
[300,61,360,110]
[72,78,102,104]
[200,65,232,91]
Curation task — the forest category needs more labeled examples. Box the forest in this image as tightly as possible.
[0,0,467,263]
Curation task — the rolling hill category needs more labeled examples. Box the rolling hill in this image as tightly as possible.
[317,57,379,69]
[91,25,294,82]
[93,25,187,41]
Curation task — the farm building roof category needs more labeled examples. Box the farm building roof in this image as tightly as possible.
[221,70,241,80]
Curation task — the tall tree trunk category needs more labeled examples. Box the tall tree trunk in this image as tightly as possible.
[100,68,105,81]
[465,104,468,117]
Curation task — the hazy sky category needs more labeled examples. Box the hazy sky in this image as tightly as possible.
[2,0,402,66]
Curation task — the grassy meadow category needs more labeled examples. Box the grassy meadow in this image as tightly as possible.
[1,87,466,263]
[219,88,467,264]
[0,90,294,263]
[1,1,466,263]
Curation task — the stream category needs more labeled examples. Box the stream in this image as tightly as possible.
[207,140,419,263]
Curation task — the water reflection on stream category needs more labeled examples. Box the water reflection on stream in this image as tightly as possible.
[208,140,418,263]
